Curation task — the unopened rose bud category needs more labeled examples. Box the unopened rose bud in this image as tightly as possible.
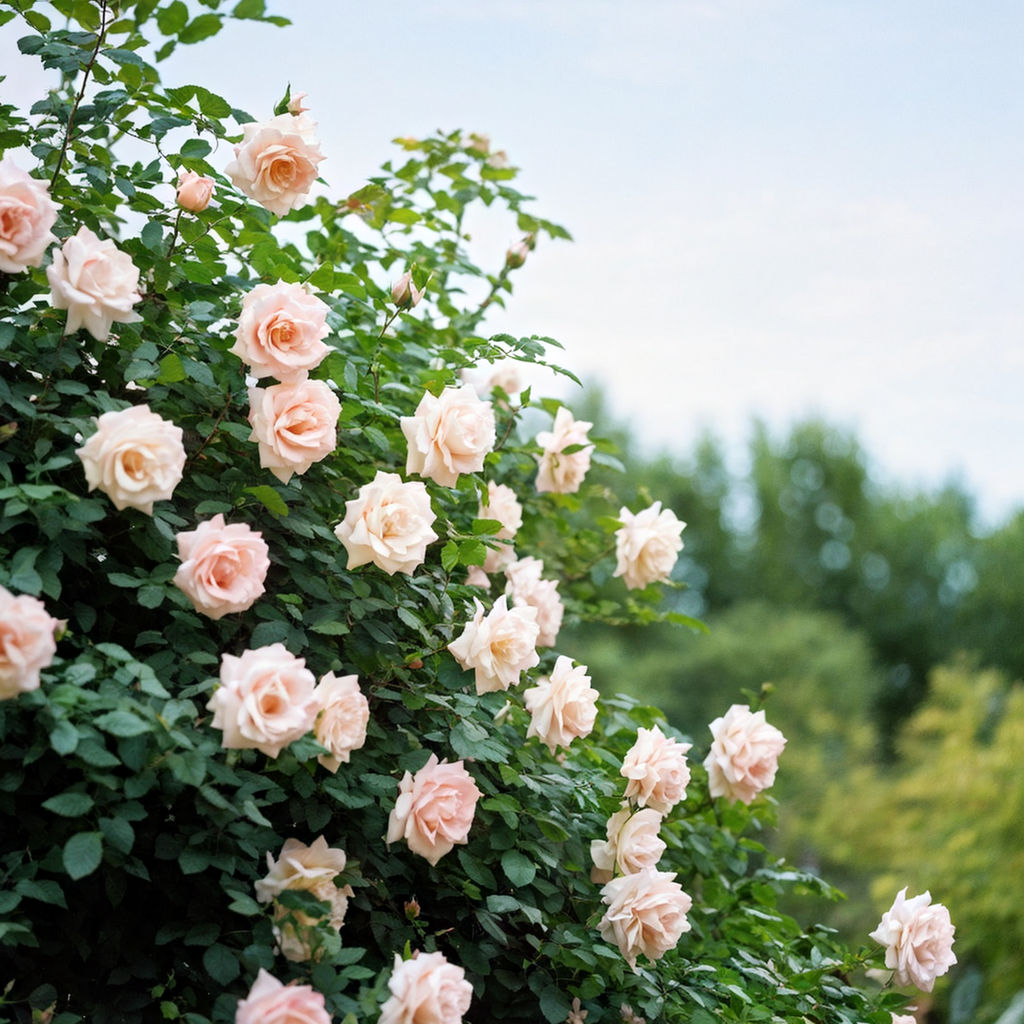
[486,150,509,169]
[176,169,214,213]
[391,270,424,308]
[505,240,529,269]
[404,898,420,920]
[407,658,424,670]
[288,91,309,115]
[467,132,490,155]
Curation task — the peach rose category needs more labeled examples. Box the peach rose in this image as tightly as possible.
[379,951,473,1024]
[401,385,496,488]
[0,585,60,699]
[386,753,482,865]
[0,156,58,274]
[231,280,330,382]
[207,643,318,758]
[598,868,692,971]
[703,704,786,805]
[535,407,593,494]
[312,672,369,772]
[613,502,686,590]
[447,595,539,694]
[590,807,666,884]
[621,725,692,815]
[479,482,522,540]
[870,888,957,992]
[523,655,598,755]
[504,556,564,648]
[235,968,331,1024]
[334,471,438,575]
[175,169,214,212]
[247,379,341,484]
[76,404,186,514]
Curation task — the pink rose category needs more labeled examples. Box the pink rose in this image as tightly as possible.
[391,269,424,308]
[598,868,692,971]
[535,407,593,494]
[590,807,666,884]
[231,280,330,382]
[891,1016,917,1024]
[175,169,214,212]
[479,482,522,540]
[225,112,325,216]
[386,753,482,865]
[504,556,564,647]
[870,888,957,992]
[235,969,331,1024]
[334,471,438,575]
[447,595,539,694]
[287,92,310,115]
[0,585,60,699]
[703,704,786,805]
[523,655,599,755]
[312,672,369,772]
[621,725,692,815]
[207,643,318,758]
[401,385,496,488]
[0,156,58,273]
[613,502,685,590]
[247,379,341,484]
[46,225,142,340]
[505,240,529,268]
[379,951,473,1024]
[76,404,186,514]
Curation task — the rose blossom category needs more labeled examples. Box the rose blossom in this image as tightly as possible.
[598,868,692,971]
[0,156,58,274]
[535,407,593,494]
[47,225,142,341]
[379,951,473,1024]
[334,471,438,575]
[207,643,318,758]
[447,595,539,694]
[870,888,957,992]
[590,807,666,884]
[175,169,214,212]
[613,502,686,590]
[523,655,599,755]
[248,379,341,484]
[235,968,331,1024]
[620,724,692,815]
[287,91,310,115]
[401,385,496,488]
[891,1016,917,1024]
[386,754,482,865]
[479,481,522,540]
[76,404,186,514]
[504,556,564,648]
[312,672,369,772]
[173,514,270,620]
[703,704,786,805]
[0,585,60,700]
[231,280,330,381]
[391,269,424,308]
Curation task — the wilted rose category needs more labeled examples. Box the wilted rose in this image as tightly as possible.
[175,169,214,212]
[379,951,473,1024]
[0,585,60,700]
[312,672,369,772]
[535,407,593,494]
[504,556,564,647]
[0,156,58,273]
[447,595,539,694]
[621,724,692,814]
[523,655,598,755]
[870,888,956,992]
[703,704,786,805]
[590,807,666,884]
[613,501,685,590]
[234,969,331,1024]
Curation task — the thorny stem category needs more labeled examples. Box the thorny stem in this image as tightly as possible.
[186,393,233,469]
[371,307,402,403]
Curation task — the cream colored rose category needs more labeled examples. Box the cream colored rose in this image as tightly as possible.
[175,169,214,212]
[0,156,58,274]
[312,672,369,772]
[247,379,340,484]
[47,225,142,341]
[379,951,473,1024]
[590,807,666,884]
[613,501,685,590]
[386,754,482,865]
[0,585,60,700]
[235,969,331,1024]
[535,407,593,494]
[621,725,692,814]
[401,385,496,488]
[76,404,186,514]
[447,595,539,694]
[479,481,522,540]
[598,868,692,971]
[703,704,786,805]
[504,556,564,648]
[391,269,424,309]
[891,1015,917,1024]
[523,655,598,755]
[870,888,957,992]
[334,471,438,576]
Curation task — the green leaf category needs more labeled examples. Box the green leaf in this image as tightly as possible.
[501,849,537,887]
[63,832,103,880]
[94,710,151,738]
[244,485,288,516]
[157,353,187,383]
[49,719,79,756]
[441,540,459,573]
[179,14,223,44]
[202,944,240,984]
[43,791,95,817]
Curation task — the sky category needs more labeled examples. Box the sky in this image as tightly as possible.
[3,1,1022,525]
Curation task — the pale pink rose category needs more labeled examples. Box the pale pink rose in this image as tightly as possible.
[486,363,521,396]
[247,379,341,484]
[590,807,666,884]
[334,471,438,575]
[173,515,269,620]
[891,1015,917,1024]
[386,754,482,865]
[523,655,598,755]
[870,888,957,992]
[613,502,686,590]
[225,112,325,216]
[235,968,331,1024]
[0,156,58,273]
[391,269,424,308]
[621,725,692,815]
[207,643,318,758]
[175,169,214,212]
[466,132,491,154]
[47,225,142,341]
[703,704,786,805]
[0,585,60,700]
[487,150,509,169]
[482,540,516,576]
[479,481,522,540]
[535,407,593,494]
[447,595,539,694]
[504,556,564,648]
[465,565,491,589]
[598,868,692,971]
[287,92,310,115]
[231,280,330,382]
[379,951,473,1024]
[312,672,368,772]
[76,404,186,514]
[401,385,496,488]
[505,240,529,268]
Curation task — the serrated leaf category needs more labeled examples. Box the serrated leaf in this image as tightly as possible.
[63,832,103,880]
[243,485,288,516]
[42,791,94,817]
[501,849,536,887]
[94,710,151,738]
